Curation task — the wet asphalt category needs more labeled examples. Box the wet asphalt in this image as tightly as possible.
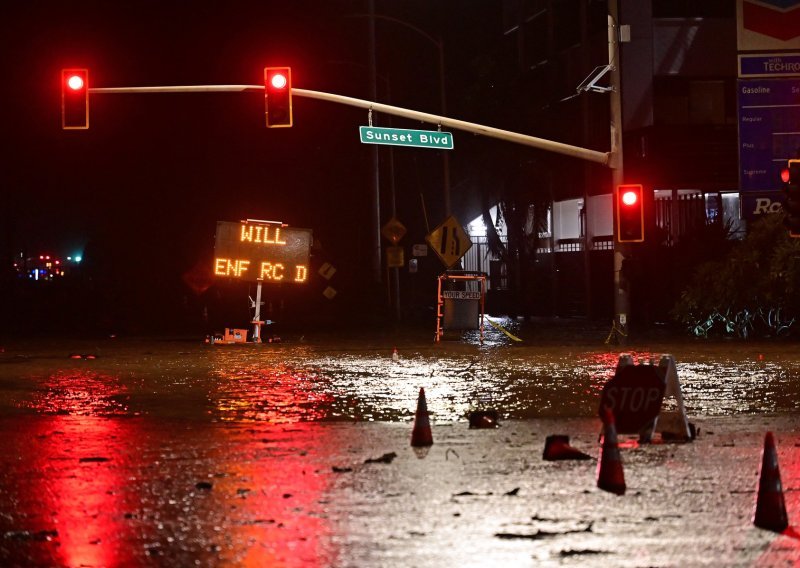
[0,323,799,567]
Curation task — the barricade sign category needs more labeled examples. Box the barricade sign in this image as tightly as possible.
[435,271,487,344]
[599,364,665,434]
[442,291,481,300]
[655,354,693,440]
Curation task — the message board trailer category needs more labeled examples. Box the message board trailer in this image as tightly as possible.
[214,219,312,342]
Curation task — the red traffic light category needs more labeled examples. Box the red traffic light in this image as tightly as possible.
[621,190,638,206]
[66,74,85,90]
[264,67,292,128]
[615,184,644,243]
[61,68,89,130]
[785,160,800,237]
[270,73,288,89]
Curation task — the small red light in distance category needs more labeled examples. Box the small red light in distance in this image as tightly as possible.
[782,168,791,183]
[67,74,84,90]
[270,74,287,89]
[621,190,638,206]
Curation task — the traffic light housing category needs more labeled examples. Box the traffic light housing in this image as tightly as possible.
[783,159,800,237]
[62,69,89,129]
[264,67,292,128]
[615,184,644,243]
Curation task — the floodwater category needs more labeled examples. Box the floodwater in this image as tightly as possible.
[1,325,799,566]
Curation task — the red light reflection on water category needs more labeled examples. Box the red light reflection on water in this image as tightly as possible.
[581,351,660,391]
[4,369,137,565]
[211,363,334,423]
[201,423,339,566]
[17,369,130,416]
[49,417,133,567]
[1,415,139,567]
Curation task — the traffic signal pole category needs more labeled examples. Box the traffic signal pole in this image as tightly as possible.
[367,0,383,286]
[88,85,611,166]
[608,0,629,344]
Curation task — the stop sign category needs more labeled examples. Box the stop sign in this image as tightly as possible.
[599,365,665,433]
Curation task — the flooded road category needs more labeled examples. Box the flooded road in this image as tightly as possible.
[0,329,799,566]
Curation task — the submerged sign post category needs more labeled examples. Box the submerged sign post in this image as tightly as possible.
[359,126,454,150]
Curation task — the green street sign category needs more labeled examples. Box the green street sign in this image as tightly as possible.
[359,126,454,150]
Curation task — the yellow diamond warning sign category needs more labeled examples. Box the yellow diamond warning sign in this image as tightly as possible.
[425,215,472,268]
[381,217,407,244]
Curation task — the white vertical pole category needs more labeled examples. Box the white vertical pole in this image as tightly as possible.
[252,280,263,343]
[368,0,382,284]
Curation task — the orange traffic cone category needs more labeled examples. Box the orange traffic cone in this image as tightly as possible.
[597,407,625,495]
[543,435,591,461]
[411,387,433,447]
[754,432,789,532]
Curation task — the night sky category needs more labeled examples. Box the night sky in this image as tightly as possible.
[1,1,502,330]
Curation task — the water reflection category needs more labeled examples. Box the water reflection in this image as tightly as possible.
[18,369,131,416]
[3,340,800,566]
[0,420,340,566]
[209,357,334,423]
[0,415,139,566]
[4,340,800,425]
[192,423,338,567]
[202,344,800,423]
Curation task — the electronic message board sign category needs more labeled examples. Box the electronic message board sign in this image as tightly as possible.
[214,220,311,284]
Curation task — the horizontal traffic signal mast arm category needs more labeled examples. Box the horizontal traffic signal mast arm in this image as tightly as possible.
[89,84,612,166]
[88,85,263,94]
[292,89,611,166]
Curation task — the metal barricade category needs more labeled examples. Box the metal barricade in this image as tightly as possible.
[435,271,487,344]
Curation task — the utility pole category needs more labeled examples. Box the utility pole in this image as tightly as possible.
[367,0,382,285]
[609,0,629,343]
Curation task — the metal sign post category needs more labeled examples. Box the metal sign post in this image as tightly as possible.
[251,280,264,343]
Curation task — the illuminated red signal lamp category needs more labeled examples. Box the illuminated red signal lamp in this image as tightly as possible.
[621,189,638,206]
[67,74,84,90]
[615,184,645,243]
[264,67,292,128]
[784,159,800,238]
[61,68,89,130]
[270,73,287,89]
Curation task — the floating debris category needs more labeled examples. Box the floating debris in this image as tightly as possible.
[364,452,397,464]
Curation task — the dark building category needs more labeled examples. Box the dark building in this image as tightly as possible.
[469,0,745,322]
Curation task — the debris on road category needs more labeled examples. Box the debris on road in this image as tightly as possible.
[542,434,592,461]
[364,452,397,464]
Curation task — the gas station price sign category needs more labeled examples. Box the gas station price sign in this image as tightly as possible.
[214,220,312,284]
